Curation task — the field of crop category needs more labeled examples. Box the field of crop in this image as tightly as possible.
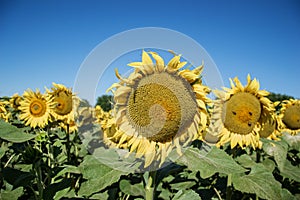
[0,51,299,200]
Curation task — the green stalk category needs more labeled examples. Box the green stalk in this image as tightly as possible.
[226,173,232,200]
[34,160,44,200]
[145,171,157,200]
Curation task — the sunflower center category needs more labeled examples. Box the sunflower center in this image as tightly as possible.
[282,104,300,130]
[222,92,261,135]
[54,91,73,115]
[30,100,47,117]
[127,72,198,143]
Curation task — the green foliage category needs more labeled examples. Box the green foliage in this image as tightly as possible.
[0,120,36,143]
[95,94,113,111]
[268,92,294,102]
[0,103,299,200]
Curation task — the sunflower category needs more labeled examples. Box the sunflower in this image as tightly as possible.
[19,89,54,128]
[212,75,274,149]
[9,93,23,110]
[258,112,281,140]
[60,119,78,133]
[277,99,300,135]
[94,105,119,147]
[106,50,211,167]
[47,83,78,123]
[0,101,9,122]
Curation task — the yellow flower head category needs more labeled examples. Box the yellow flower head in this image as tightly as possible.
[47,83,78,123]
[0,101,9,122]
[106,50,211,168]
[10,93,23,110]
[19,89,54,128]
[258,112,281,140]
[277,99,300,135]
[211,75,274,149]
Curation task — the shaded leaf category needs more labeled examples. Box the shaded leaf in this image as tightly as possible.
[0,120,36,143]
[174,147,246,178]
[2,167,34,188]
[43,179,72,200]
[119,179,144,197]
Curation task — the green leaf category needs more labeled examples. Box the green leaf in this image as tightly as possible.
[232,165,282,200]
[236,154,256,168]
[170,181,196,190]
[172,190,201,200]
[175,147,246,178]
[0,143,9,159]
[0,120,36,143]
[119,179,144,197]
[157,183,173,199]
[90,191,109,199]
[0,187,23,200]
[263,139,288,171]
[280,188,297,200]
[280,160,300,182]
[54,165,81,179]
[78,155,126,197]
[261,158,276,172]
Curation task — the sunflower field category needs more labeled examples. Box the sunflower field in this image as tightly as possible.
[0,50,300,200]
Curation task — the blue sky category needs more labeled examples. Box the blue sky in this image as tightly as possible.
[1,0,299,105]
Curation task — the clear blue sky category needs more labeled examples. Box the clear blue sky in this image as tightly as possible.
[1,0,299,105]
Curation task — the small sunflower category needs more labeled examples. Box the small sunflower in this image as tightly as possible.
[9,93,23,110]
[212,75,274,149]
[277,99,300,135]
[0,101,9,122]
[60,119,78,133]
[94,105,119,147]
[47,83,78,123]
[107,50,211,167]
[19,89,54,128]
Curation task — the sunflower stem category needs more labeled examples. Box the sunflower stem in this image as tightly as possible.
[34,160,44,200]
[145,170,157,200]
[66,124,71,163]
[226,173,232,200]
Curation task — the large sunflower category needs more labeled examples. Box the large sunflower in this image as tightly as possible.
[19,89,54,128]
[277,99,300,135]
[47,83,78,124]
[106,50,210,167]
[212,75,274,149]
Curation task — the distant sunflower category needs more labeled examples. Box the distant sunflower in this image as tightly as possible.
[212,75,274,149]
[47,83,78,123]
[94,105,119,147]
[60,119,78,133]
[277,99,300,135]
[0,101,9,122]
[19,89,54,128]
[10,93,22,110]
[107,50,210,167]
